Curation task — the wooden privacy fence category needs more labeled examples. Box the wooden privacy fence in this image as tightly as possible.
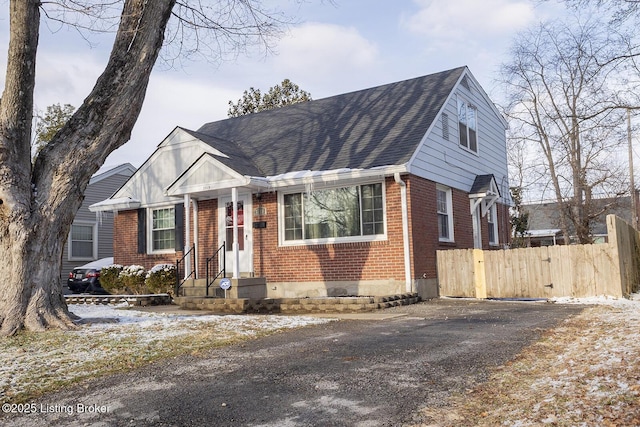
[437,215,640,299]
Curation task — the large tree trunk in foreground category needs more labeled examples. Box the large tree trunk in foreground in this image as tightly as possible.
[0,0,176,336]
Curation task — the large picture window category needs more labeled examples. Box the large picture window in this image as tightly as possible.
[151,207,176,251]
[458,98,478,153]
[282,183,385,243]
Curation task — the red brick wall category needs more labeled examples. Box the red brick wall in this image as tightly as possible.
[113,209,183,269]
[253,177,406,283]
[113,175,511,282]
[406,175,511,281]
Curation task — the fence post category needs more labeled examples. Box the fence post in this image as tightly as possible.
[473,249,487,299]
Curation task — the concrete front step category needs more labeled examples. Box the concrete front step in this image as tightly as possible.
[174,293,421,314]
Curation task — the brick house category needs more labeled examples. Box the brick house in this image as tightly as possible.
[91,67,510,298]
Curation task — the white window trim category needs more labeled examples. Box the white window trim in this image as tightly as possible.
[488,203,499,246]
[437,185,455,243]
[68,221,98,261]
[278,180,388,247]
[457,95,479,155]
[147,205,176,254]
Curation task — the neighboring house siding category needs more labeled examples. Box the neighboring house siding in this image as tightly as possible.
[61,167,134,279]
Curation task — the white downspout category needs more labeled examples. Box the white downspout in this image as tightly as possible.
[184,195,191,280]
[394,173,412,293]
[192,199,199,278]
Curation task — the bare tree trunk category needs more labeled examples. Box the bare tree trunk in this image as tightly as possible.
[0,0,176,336]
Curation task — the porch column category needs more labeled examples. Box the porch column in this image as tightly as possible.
[232,187,240,279]
[184,195,192,279]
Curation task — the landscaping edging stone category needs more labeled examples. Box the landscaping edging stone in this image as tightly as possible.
[64,294,172,306]
[174,293,421,314]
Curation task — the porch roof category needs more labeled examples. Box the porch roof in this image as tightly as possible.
[165,161,409,199]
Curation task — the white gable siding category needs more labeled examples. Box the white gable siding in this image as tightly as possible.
[180,160,237,188]
[114,142,210,206]
[409,79,509,200]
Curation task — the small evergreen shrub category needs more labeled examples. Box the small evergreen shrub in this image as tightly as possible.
[145,264,176,295]
[99,264,124,294]
[119,265,148,294]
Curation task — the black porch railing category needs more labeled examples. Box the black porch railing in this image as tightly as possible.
[206,242,226,297]
[175,244,196,296]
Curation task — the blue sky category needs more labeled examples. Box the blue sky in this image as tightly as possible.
[3,0,566,168]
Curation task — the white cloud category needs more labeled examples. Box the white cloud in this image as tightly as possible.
[106,72,239,168]
[33,51,104,112]
[270,22,380,94]
[404,0,535,41]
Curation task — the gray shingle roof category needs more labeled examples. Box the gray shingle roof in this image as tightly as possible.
[194,67,466,177]
[470,174,498,195]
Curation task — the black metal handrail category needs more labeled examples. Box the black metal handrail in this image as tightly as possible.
[175,244,196,296]
[206,242,226,297]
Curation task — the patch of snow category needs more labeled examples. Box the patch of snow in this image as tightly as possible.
[550,293,640,306]
[0,305,333,404]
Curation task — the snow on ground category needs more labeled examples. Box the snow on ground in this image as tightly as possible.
[0,305,332,404]
[415,294,640,426]
[2,296,640,426]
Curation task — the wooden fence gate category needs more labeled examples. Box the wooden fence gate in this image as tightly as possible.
[437,215,640,299]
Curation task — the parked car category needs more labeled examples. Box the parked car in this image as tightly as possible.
[67,257,114,294]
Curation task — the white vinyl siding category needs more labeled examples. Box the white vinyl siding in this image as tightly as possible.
[410,72,509,200]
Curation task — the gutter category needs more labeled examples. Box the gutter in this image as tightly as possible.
[394,173,413,293]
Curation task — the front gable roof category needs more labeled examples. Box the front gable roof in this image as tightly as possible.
[194,67,467,176]
[165,153,268,197]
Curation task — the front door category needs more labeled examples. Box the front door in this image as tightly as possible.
[219,194,253,276]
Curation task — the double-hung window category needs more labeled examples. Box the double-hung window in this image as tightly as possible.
[151,207,176,252]
[282,183,385,243]
[458,98,478,153]
[69,223,96,260]
[488,204,498,246]
[437,186,454,242]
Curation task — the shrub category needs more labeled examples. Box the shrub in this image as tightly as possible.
[145,264,176,295]
[119,265,148,294]
[99,264,124,294]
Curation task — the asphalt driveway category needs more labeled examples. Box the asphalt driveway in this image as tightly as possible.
[3,298,583,427]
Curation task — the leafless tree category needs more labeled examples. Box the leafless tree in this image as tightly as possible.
[0,0,292,336]
[500,14,639,244]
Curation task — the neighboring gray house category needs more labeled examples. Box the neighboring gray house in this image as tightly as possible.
[61,163,136,278]
[522,195,639,246]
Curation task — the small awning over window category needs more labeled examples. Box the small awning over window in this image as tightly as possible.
[469,174,500,217]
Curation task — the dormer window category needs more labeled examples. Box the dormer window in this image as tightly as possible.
[458,98,477,153]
